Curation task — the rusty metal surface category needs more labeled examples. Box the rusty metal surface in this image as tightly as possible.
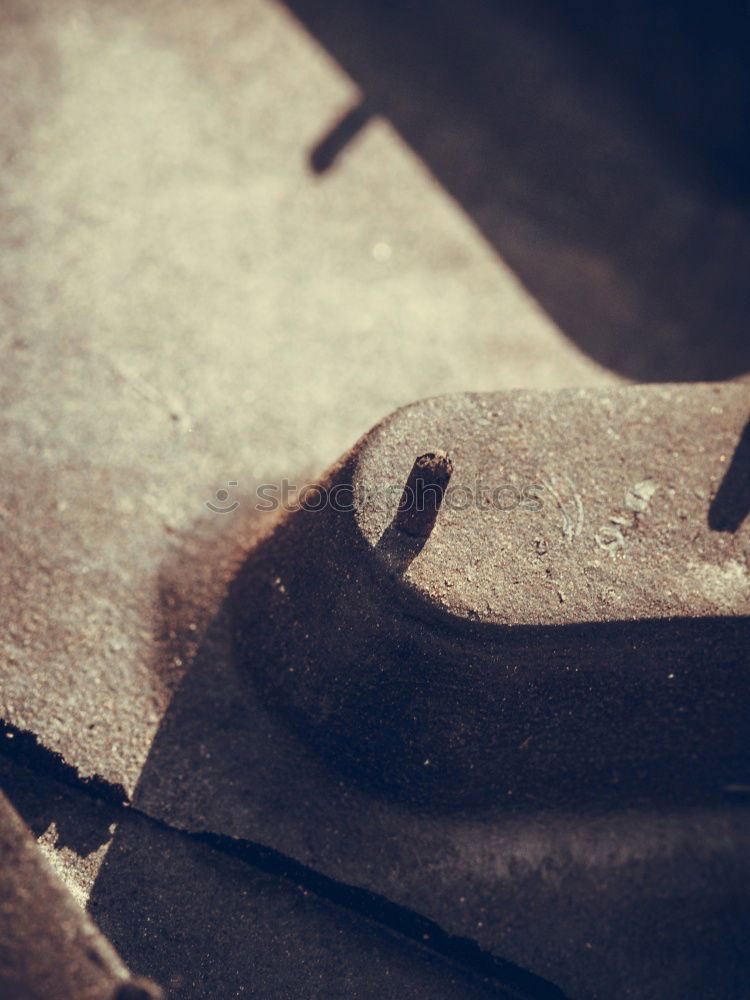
[1,1,749,998]
[111,384,749,999]
[1,0,748,807]
[132,587,750,1000]
[0,0,621,800]
[355,385,750,625]
[232,384,750,808]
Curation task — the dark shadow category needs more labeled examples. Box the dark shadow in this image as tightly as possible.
[0,726,120,856]
[293,0,750,381]
[548,0,750,200]
[374,520,428,573]
[88,807,541,1000]
[310,98,376,173]
[0,752,120,858]
[709,418,750,532]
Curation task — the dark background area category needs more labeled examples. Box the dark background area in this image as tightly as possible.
[293,0,750,380]
[553,0,750,198]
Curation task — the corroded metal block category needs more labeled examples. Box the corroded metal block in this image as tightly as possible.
[232,384,750,808]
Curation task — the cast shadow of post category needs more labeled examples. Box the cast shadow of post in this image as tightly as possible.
[709,418,750,533]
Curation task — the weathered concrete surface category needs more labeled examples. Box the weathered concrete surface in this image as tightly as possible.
[0,783,160,1000]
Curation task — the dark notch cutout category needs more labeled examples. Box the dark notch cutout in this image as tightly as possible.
[310,98,375,173]
[709,418,750,532]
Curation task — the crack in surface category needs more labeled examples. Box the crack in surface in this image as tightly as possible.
[0,720,570,1000]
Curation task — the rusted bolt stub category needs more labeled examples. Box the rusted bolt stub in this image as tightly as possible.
[393,452,453,538]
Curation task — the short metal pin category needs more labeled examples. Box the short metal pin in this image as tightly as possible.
[393,452,453,538]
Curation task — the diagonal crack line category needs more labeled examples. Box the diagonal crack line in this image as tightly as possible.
[186,827,570,1000]
[0,720,570,1000]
